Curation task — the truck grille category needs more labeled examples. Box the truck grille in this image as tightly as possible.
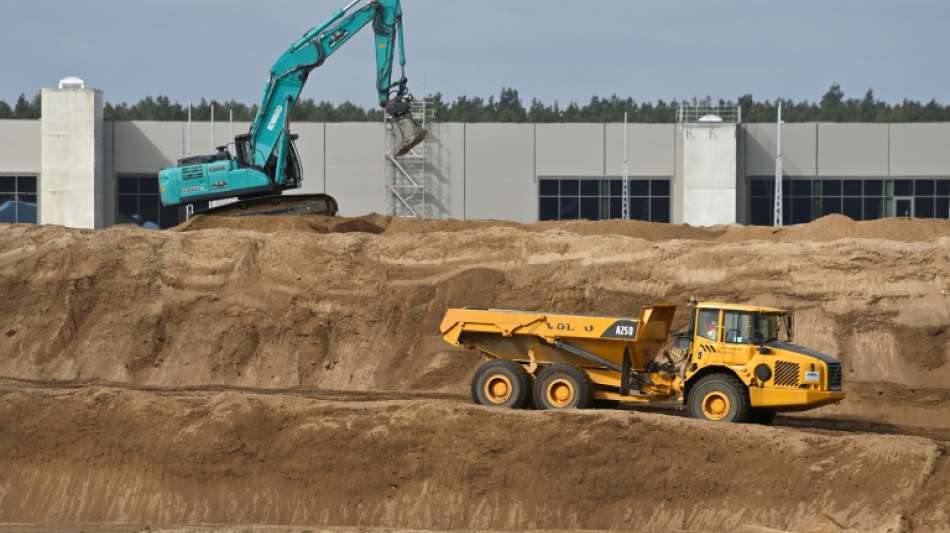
[182,166,204,180]
[774,361,800,387]
[827,362,843,391]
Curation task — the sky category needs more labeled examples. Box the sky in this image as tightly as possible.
[2,0,949,108]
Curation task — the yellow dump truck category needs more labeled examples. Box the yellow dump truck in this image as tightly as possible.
[440,301,845,424]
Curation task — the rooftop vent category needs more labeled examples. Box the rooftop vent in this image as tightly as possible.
[58,76,86,90]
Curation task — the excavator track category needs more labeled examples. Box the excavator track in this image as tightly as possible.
[199,194,339,218]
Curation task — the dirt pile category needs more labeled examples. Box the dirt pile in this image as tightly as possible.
[0,217,947,397]
[1,215,949,531]
[179,212,950,243]
[1,385,946,532]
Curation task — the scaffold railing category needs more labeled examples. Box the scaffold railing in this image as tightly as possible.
[385,98,434,218]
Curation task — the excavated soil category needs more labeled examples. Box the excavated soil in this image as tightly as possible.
[1,213,949,532]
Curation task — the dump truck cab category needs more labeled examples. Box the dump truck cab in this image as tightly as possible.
[681,302,845,423]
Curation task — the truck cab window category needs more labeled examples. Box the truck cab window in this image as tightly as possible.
[724,311,755,344]
[698,309,719,341]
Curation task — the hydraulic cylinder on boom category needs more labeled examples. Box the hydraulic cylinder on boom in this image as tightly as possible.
[158,0,426,215]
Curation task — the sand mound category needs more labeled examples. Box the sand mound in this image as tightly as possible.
[0,386,944,532]
[1,219,948,396]
[178,212,950,244]
[1,216,950,531]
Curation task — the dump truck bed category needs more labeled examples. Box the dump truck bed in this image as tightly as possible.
[440,305,677,376]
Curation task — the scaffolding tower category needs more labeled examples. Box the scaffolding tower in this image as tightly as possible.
[385,98,434,218]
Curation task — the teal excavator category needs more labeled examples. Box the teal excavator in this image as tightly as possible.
[158,0,426,215]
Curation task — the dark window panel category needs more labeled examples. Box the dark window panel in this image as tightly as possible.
[560,179,579,196]
[18,176,37,193]
[559,197,579,219]
[650,197,670,223]
[160,206,183,229]
[16,193,37,205]
[864,180,883,196]
[842,180,862,197]
[139,206,160,227]
[609,197,622,219]
[895,198,913,217]
[139,177,160,194]
[139,194,160,210]
[915,180,935,196]
[609,180,622,196]
[863,198,883,220]
[937,180,950,196]
[936,198,950,219]
[118,195,138,217]
[782,197,792,226]
[782,180,792,197]
[791,197,812,224]
[822,197,842,216]
[751,179,771,197]
[118,177,138,195]
[580,180,600,197]
[894,179,914,196]
[629,180,649,196]
[580,198,600,220]
[843,198,862,220]
[630,197,649,221]
[915,197,935,218]
[792,180,811,197]
[822,180,842,196]
[651,180,670,197]
[0,194,15,223]
[0,177,14,193]
[750,197,773,226]
[539,179,558,196]
[15,195,37,223]
[539,197,558,221]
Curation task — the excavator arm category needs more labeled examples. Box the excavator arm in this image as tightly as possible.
[159,0,426,209]
[249,0,419,179]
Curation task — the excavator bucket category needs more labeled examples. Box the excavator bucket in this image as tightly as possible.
[392,112,428,157]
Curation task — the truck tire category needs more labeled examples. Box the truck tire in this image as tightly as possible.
[687,373,751,423]
[471,359,531,409]
[750,408,777,425]
[533,364,593,410]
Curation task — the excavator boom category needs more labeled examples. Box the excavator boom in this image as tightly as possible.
[158,0,426,210]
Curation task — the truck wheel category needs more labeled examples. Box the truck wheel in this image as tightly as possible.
[533,364,592,410]
[471,360,531,409]
[687,373,751,423]
[750,408,777,425]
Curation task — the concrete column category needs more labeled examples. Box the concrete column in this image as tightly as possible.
[681,123,737,226]
[40,86,104,228]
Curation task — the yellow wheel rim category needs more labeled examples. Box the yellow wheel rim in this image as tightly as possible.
[483,374,513,404]
[546,378,576,408]
[702,391,731,421]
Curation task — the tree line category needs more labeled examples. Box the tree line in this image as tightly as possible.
[2,85,949,123]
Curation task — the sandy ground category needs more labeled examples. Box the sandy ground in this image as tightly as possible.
[0,213,948,532]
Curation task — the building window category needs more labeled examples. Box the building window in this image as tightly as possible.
[117,175,207,229]
[0,176,38,224]
[539,177,671,223]
[749,177,950,225]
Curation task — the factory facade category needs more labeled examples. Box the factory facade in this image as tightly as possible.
[1,85,949,228]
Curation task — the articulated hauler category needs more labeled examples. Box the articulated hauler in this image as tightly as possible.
[440,302,845,424]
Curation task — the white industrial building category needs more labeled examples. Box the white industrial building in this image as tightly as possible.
[2,82,949,229]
